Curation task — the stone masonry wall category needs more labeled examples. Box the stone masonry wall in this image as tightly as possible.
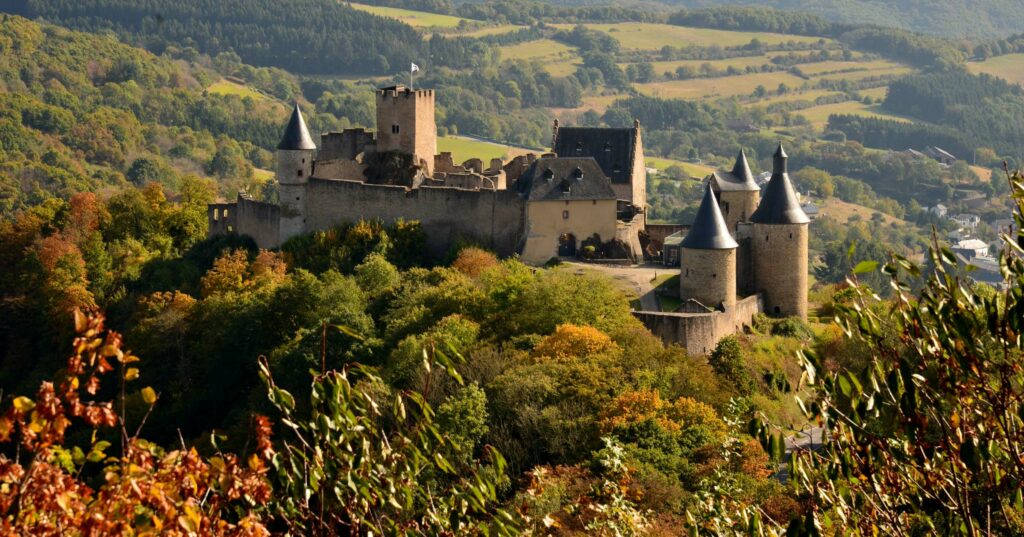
[305,178,525,257]
[680,247,737,309]
[633,294,763,356]
[235,196,280,249]
[752,223,808,319]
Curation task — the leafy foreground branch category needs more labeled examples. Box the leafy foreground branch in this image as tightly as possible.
[0,310,519,535]
[707,170,1024,536]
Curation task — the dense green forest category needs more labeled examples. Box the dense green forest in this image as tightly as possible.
[547,0,1024,38]
[0,0,493,75]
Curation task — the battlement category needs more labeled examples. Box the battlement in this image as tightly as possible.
[376,85,434,99]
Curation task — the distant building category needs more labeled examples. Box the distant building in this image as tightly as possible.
[801,201,819,220]
[954,238,989,258]
[925,146,957,166]
[929,204,948,217]
[951,213,981,230]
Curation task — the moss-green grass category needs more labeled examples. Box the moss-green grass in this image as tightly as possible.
[555,23,829,50]
[207,79,268,101]
[967,53,1024,86]
[345,3,469,27]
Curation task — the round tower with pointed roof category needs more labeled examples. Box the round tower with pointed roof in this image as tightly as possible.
[709,149,760,234]
[680,184,739,309]
[750,143,809,319]
[278,104,317,242]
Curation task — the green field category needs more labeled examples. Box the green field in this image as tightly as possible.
[813,65,912,83]
[346,3,469,27]
[207,79,268,101]
[797,101,912,129]
[459,25,523,37]
[796,59,904,76]
[747,89,844,107]
[636,71,808,100]
[500,39,575,62]
[647,157,715,179]
[967,54,1024,86]
[437,135,534,162]
[557,23,829,50]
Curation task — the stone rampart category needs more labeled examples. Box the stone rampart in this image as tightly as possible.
[235,196,280,249]
[304,178,526,257]
[633,294,762,356]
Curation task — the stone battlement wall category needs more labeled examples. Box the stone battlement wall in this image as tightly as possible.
[235,196,280,249]
[633,294,762,356]
[304,178,526,257]
[207,203,237,236]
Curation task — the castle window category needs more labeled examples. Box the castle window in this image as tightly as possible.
[723,202,730,214]
[223,209,228,217]
[392,124,400,134]
[685,268,689,276]
[296,197,300,201]
[297,169,303,177]
[213,209,219,221]
[563,210,569,220]
[789,232,793,239]
[765,235,769,242]
[227,225,233,233]
[712,273,716,279]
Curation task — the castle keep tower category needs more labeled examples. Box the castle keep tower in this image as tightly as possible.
[680,184,739,309]
[709,150,760,234]
[750,144,809,319]
[277,104,316,243]
[375,85,437,175]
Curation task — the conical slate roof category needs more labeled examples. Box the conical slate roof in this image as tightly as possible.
[709,149,758,192]
[277,104,316,151]
[681,184,739,250]
[750,143,809,225]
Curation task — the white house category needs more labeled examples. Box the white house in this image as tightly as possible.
[951,213,980,230]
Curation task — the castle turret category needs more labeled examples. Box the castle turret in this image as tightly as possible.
[709,149,760,234]
[277,104,316,243]
[680,184,739,309]
[750,143,809,319]
[375,85,437,175]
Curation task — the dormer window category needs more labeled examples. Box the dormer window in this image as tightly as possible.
[575,141,583,153]
[604,142,612,152]
[561,179,572,195]
[612,163,621,174]
[543,168,554,181]
[573,167,584,181]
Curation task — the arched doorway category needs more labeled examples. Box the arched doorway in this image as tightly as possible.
[558,233,577,257]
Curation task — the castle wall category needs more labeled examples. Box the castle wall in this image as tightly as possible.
[305,178,525,257]
[207,203,237,237]
[521,199,618,265]
[630,128,647,210]
[719,190,760,235]
[319,129,375,161]
[634,294,762,356]
[235,196,281,249]
[315,158,367,182]
[752,223,808,319]
[615,212,645,261]
[735,223,754,295]
[680,247,737,309]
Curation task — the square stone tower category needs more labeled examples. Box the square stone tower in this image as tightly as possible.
[375,85,437,175]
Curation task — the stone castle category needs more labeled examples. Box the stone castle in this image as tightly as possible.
[207,85,808,355]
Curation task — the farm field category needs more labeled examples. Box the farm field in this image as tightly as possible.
[796,59,903,76]
[628,51,829,76]
[747,90,843,107]
[437,135,534,162]
[636,71,808,100]
[819,198,906,225]
[859,86,889,100]
[967,54,1024,86]
[207,79,269,101]
[555,23,829,50]
[647,157,715,179]
[796,101,912,129]
[346,3,468,27]
[500,39,576,63]
[813,65,913,83]
[459,25,523,37]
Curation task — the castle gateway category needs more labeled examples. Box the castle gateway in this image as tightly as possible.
[208,86,646,264]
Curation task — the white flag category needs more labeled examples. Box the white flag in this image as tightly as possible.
[411,62,420,73]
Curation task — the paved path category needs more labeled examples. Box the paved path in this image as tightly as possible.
[563,261,665,311]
